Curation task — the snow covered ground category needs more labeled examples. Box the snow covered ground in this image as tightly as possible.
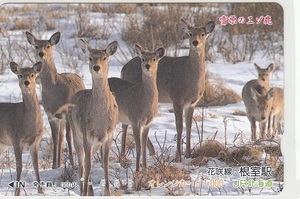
[0,3,284,196]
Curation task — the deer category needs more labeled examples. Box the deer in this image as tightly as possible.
[108,44,165,172]
[267,87,284,136]
[121,19,215,161]
[62,40,119,196]
[0,61,44,196]
[25,31,85,169]
[254,63,284,137]
[254,63,274,84]
[242,79,272,141]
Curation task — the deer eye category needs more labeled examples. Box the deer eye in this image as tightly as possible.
[18,74,23,78]
[31,73,35,78]
[89,57,92,61]
[35,46,38,49]
[188,32,193,37]
[141,58,145,62]
[103,57,107,61]
[47,45,51,49]
[152,58,156,62]
[201,33,205,36]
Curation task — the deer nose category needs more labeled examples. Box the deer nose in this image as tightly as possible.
[24,80,30,86]
[39,52,44,58]
[93,65,100,72]
[145,64,150,70]
[192,40,199,47]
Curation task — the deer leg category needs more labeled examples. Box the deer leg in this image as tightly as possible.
[49,120,60,169]
[30,140,44,194]
[277,115,283,134]
[267,115,272,138]
[142,125,150,171]
[73,133,84,195]
[173,103,184,162]
[185,106,195,158]
[122,124,155,158]
[247,116,256,141]
[66,121,74,167]
[259,121,267,140]
[103,136,113,196]
[57,121,66,168]
[121,124,128,158]
[132,125,142,172]
[83,142,93,196]
[14,146,23,196]
[147,137,155,156]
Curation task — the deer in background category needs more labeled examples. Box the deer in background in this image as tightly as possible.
[26,32,85,169]
[0,62,44,195]
[255,63,274,84]
[254,63,284,137]
[121,19,215,161]
[66,40,119,196]
[109,44,165,172]
[242,79,271,141]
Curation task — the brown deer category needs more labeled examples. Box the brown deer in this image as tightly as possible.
[68,40,119,196]
[254,63,284,137]
[108,44,165,172]
[121,19,215,161]
[25,32,85,169]
[0,62,44,195]
[242,79,272,141]
[255,63,274,84]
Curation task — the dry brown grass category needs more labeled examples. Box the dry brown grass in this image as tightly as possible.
[232,109,246,116]
[11,17,34,30]
[190,156,209,167]
[191,140,227,166]
[274,163,284,182]
[133,165,190,191]
[221,145,263,166]
[199,73,242,107]
[192,140,226,158]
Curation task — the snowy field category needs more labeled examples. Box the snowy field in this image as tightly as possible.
[0,3,284,196]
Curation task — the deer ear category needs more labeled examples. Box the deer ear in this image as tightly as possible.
[33,61,44,73]
[155,47,166,59]
[106,41,118,56]
[254,63,261,71]
[251,88,259,102]
[267,64,274,72]
[25,32,37,45]
[10,61,20,75]
[179,19,193,34]
[134,44,145,58]
[266,88,274,100]
[49,32,60,46]
[79,39,92,55]
[205,21,215,34]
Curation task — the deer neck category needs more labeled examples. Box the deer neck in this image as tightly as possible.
[22,91,42,119]
[188,46,206,89]
[40,57,59,85]
[91,77,111,104]
[141,73,158,105]
[188,46,206,73]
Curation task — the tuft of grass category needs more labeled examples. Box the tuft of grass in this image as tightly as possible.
[192,140,226,159]
[221,145,263,166]
[199,73,242,107]
[232,109,246,116]
[11,17,34,30]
